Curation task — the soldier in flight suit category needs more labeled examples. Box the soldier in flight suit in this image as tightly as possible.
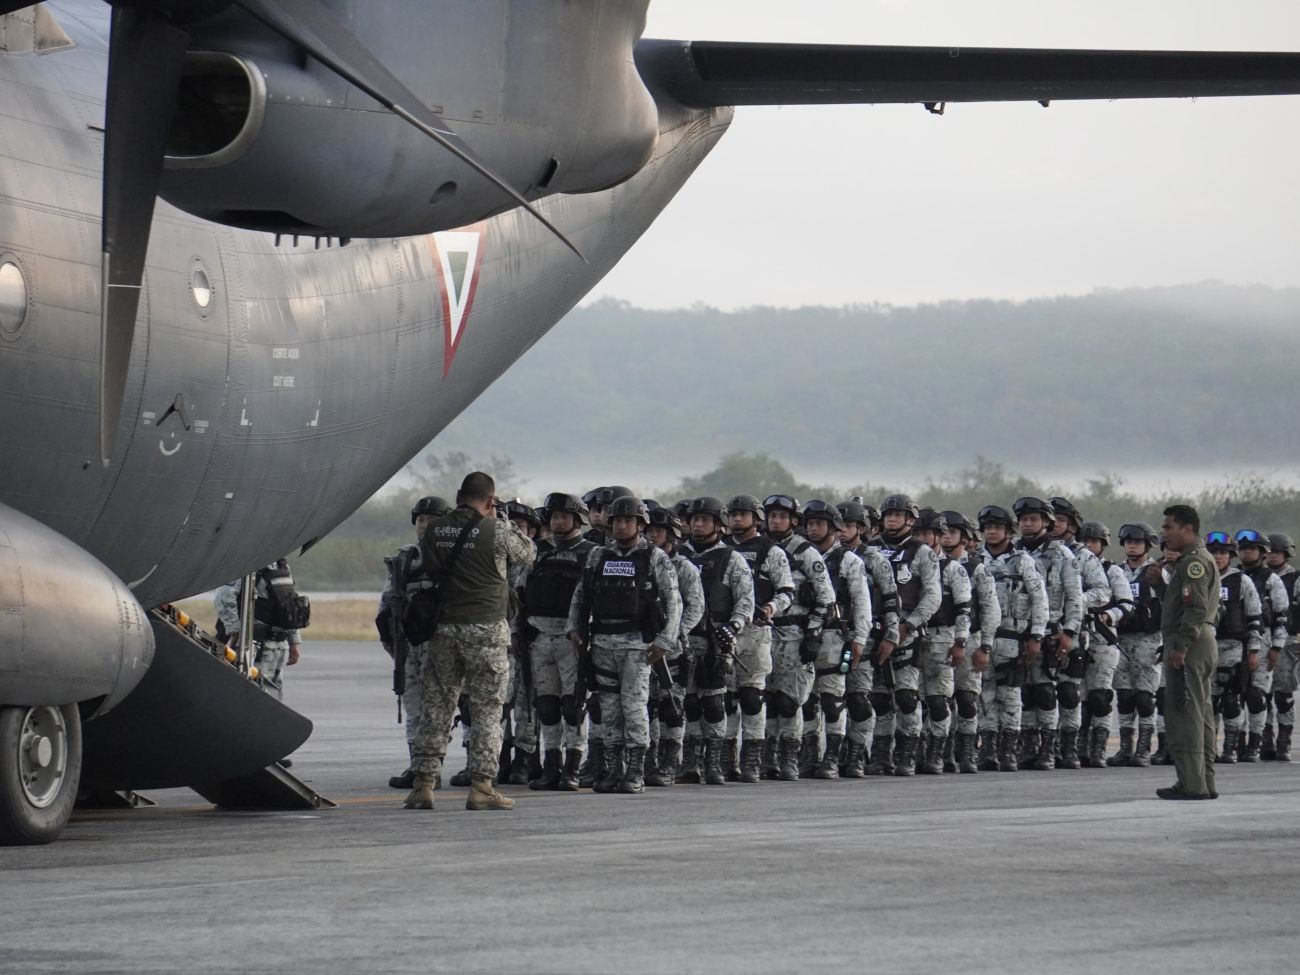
[567,496,682,794]
[677,497,755,785]
[724,494,794,781]
[376,495,451,790]
[523,493,596,792]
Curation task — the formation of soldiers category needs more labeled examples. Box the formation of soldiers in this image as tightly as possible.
[379,489,1300,795]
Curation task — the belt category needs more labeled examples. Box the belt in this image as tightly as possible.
[772,615,807,628]
[590,620,642,635]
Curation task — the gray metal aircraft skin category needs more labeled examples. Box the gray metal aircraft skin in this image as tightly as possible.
[3,0,1300,844]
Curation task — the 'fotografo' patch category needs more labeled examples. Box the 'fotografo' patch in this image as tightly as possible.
[603,561,637,577]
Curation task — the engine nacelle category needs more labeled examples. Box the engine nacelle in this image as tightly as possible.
[159,1,659,238]
[0,503,154,716]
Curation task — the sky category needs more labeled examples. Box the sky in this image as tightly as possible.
[584,0,1300,309]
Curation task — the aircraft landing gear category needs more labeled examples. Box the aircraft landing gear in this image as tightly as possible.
[0,704,81,845]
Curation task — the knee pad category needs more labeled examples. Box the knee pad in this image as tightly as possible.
[1246,686,1268,714]
[560,695,583,726]
[724,691,739,716]
[954,690,979,721]
[456,694,472,727]
[802,694,820,721]
[847,693,873,723]
[1155,686,1166,716]
[701,694,727,724]
[536,695,562,726]
[1057,682,1081,710]
[586,696,601,723]
[820,693,846,722]
[683,694,702,723]
[925,695,949,723]
[769,691,799,719]
[1220,692,1242,720]
[868,690,894,717]
[894,689,920,715]
[1275,691,1295,713]
[1029,683,1057,712]
[738,686,764,716]
[1086,688,1114,718]
[1114,689,1134,716]
[659,697,686,728]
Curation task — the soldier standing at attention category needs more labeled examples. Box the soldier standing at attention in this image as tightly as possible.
[404,472,536,812]
[1157,505,1222,800]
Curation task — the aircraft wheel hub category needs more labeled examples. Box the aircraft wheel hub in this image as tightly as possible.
[18,707,67,808]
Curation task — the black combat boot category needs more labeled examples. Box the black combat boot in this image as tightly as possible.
[841,739,867,779]
[739,740,763,783]
[815,734,843,779]
[1087,726,1109,768]
[865,735,894,775]
[704,738,728,785]
[619,746,647,794]
[529,748,543,782]
[919,735,944,775]
[956,732,978,774]
[722,738,740,782]
[506,747,532,785]
[1107,727,1134,767]
[798,732,821,779]
[1033,730,1057,770]
[646,740,680,787]
[449,765,472,788]
[558,748,582,791]
[1242,732,1262,763]
[1276,724,1293,762]
[1151,730,1171,765]
[778,737,800,781]
[578,738,604,789]
[997,729,1019,772]
[497,739,513,784]
[1260,723,1277,761]
[942,732,958,773]
[1058,729,1081,769]
[762,737,780,780]
[529,748,563,791]
[1126,725,1151,767]
[1217,727,1240,764]
[977,732,999,772]
[594,744,625,793]
[389,768,415,790]
[893,735,919,777]
[677,735,702,784]
[1018,729,1039,769]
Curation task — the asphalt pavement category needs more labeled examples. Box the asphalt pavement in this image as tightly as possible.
[3,641,1298,974]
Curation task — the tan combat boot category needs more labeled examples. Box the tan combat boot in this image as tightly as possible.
[466,775,515,811]
[402,774,436,810]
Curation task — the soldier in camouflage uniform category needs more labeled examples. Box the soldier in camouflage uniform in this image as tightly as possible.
[836,501,901,776]
[501,499,542,785]
[802,501,871,779]
[1265,533,1298,761]
[913,509,972,775]
[523,493,596,792]
[1068,522,1133,768]
[643,506,705,786]
[405,472,536,812]
[724,494,794,782]
[1110,523,1165,768]
[678,497,756,784]
[1048,498,1119,769]
[974,504,1049,772]
[1234,530,1290,761]
[376,495,451,790]
[867,494,942,777]
[763,495,836,780]
[567,496,682,794]
[938,512,1001,773]
[1205,532,1264,763]
[214,560,304,705]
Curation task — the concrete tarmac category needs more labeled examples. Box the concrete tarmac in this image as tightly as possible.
[3,641,1299,973]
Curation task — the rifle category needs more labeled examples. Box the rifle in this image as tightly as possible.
[518,623,538,728]
[702,613,737,681]
[386,549,416,724]
[651,655,681,720]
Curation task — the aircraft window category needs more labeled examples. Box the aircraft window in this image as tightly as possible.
[191,267,212,309]
[0,261,27,336]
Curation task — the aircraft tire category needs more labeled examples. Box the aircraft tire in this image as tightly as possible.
[0,704,81,846]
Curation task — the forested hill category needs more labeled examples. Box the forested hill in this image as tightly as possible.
[430,283,1300,474]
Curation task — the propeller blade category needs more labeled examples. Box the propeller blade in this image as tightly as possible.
[100,7,190,466]
[233,0,585,262]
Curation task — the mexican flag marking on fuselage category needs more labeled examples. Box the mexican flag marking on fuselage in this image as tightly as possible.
[428,226,485,377]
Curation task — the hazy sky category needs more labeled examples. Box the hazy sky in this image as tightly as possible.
[585,0,1300,309]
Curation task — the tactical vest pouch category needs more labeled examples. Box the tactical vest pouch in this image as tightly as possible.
[525,560,584,618]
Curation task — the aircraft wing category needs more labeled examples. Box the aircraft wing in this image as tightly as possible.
[637,40,1300,107]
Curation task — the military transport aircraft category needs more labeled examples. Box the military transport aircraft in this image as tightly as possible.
[2,0,1299,845]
